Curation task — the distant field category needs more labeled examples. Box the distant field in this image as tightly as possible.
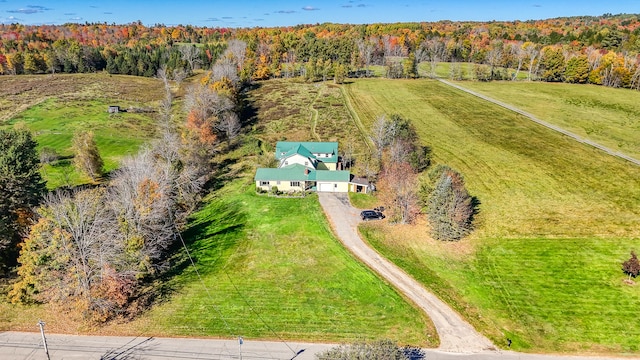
[0,74,163,188]
[247,79,369,163]
[346,78,640,353]
[417,62,529,81]
[447,80,640,161]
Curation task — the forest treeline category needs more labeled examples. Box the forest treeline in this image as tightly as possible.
[1,13,640,88]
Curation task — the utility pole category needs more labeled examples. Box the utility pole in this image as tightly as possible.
[37,320,51,360]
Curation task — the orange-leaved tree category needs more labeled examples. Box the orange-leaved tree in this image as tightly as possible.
[377,161,419,224]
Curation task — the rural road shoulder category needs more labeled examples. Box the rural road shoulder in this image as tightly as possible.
[317,192,495,353]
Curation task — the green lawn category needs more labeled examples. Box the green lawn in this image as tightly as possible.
[122,179,434,344]
[5,98,157,188]
[345,78,640,354]
[0,74,163,188]
[348,192,379,209]
[417,62,529,81]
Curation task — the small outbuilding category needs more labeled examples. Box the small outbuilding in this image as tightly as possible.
[108,105,121,114]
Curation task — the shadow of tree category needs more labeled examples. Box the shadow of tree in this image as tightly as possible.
[141,198,247,307]
[101,337,157,360]
[403,346,426,360]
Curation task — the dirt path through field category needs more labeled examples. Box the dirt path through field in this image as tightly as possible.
[436,79,640,166]
[317,192,496,353]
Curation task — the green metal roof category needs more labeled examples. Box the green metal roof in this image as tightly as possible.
[255,164,351,183]
[275,141,338,163]
[280,144,317,161]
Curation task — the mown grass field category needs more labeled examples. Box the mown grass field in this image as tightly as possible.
[447,80,640,161]
[117,178,433,344]
[0,74,163,188]
[345,78,640,354]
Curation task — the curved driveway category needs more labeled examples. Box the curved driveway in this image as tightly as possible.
[318,193,495,353]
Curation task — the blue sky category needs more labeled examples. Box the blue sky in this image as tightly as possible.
[0,0,638,27]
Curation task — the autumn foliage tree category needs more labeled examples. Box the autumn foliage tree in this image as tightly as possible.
[72,131,104,181]
[622,251,640,280]
[317,339,424,360]
[377,161,419,224]
[10,132,203,321]
[9,188,128,318]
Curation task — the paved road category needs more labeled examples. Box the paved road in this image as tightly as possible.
[1,331,623,360]
[436,79,640,167]
[317,193,495,353]
[0,331,331,360]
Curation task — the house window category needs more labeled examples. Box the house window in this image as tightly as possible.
[284,161,289,165]
[277,181,281,185]
[334,183,337,188]
[305,161,308,166]
[291,181,300,187]
[259,181,269,186]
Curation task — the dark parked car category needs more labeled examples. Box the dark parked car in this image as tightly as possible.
[360,210,385,221]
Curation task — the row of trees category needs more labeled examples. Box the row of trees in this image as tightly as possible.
[9,131,205,320]
[0,40,224,78]
[3,15,640,89]
[369,115,475,241]
[6,44,246,320]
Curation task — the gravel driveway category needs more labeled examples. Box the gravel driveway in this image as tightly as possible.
[318,192,495,353]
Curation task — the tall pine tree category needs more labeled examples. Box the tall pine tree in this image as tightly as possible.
[426,168,475,241]
[0,128,46,271]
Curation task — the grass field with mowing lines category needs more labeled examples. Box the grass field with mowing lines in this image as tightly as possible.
[445,80,640,161]
[346,78,640,354]
[121,180,434,344]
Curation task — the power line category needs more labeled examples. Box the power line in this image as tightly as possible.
[175,211,298,358]
[175,228,236,338]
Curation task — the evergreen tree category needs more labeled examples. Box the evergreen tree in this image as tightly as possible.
[402,52,418,78]
[427,168,475,241]
[0,128,47,271]
[540,47,566,82]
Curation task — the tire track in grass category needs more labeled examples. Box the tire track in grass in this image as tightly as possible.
[339,85,373,152]
[309,84,322,141]
[437,79,640,167]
